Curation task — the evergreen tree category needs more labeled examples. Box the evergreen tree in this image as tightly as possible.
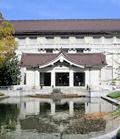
[0,55,21,86]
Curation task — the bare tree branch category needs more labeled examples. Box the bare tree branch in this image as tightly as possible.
[0,12,5,20]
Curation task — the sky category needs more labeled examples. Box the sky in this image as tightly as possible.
[0,0,120,20]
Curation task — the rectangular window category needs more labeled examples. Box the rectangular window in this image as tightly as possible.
[46,49,53,53]
[76,49,84,53]
[74,72,85,86]
[56,73,69,86]
[63,48,69,52]
[40,73,51,86]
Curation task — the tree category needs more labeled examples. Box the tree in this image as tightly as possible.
[0,12,17,67]
[0,12,21,86]
[0,55,21,86]
[0,12,5,20]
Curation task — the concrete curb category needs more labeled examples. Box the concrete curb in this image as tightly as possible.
[90,126,120,139]
[102,96,120,105]
[90,96,120,139]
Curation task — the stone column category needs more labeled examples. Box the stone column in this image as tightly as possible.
[51,102,55,115]
[51,70,55,87]
[19,103,26,119]
[34,70,40,89]
[89,68,91,89]
[34,101,40,115]
[99,69,101,85]
[26,70,34,88]
[20,68,26,85]
[69,101,74,116]
[39,102,40,114]
[85,70,90,88]
[69,70,74,87]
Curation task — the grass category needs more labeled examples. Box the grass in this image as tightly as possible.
[107,91,120,120]
[116,97,120,101]
[107,91,120,98]
[0,92,4,96]
[109,106,120,119]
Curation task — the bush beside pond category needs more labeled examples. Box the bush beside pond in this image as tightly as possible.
[0,92,4,96]
[27,94,83,98]
[107,91,120,98]
[116,129,120,138]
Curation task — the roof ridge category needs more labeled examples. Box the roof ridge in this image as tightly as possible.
[6,19,120,22]
[24,53,57,55]
[68,53,103,55]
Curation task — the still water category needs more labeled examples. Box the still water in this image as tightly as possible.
[0,97,119,139]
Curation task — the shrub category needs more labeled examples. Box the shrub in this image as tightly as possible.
[51,88,61,94]
[116,129,120,138]
[0,92,4,96]
[107,91,120,98]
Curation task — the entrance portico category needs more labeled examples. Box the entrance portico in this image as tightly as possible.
[20,49,106,89]
[39,67,85,87]
[39,62,86,88]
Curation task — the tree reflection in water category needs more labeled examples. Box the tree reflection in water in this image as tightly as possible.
[0,104,19,132]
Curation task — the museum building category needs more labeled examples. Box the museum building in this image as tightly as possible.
[11,19,120,89]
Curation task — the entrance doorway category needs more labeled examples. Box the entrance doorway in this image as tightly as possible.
[40,73,51,86]
[56,73,69,86]
[74,72,85,86]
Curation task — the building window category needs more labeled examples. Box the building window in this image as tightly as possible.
[40,73,51,86]
[63,48,69,52]
[56,73,69,86]
[76,49,84,53]
[74,72,85,86]
[46,49,53,53]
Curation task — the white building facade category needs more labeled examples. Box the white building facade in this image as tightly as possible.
[12,19,120,90]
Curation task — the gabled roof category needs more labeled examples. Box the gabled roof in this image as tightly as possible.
[1,19,120,34]
[20,49,106,68]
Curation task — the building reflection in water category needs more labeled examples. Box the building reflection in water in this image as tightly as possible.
[18,97,117,119]
[0,97,119,139]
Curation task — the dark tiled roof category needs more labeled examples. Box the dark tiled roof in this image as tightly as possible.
[2,19,120,33]
[20,50,106,67]
[21,53,57,66]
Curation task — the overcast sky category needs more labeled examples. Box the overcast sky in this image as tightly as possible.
[0,0,120,20]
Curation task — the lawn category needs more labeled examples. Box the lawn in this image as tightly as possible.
[107,91,120,138]
[107,91,120,98]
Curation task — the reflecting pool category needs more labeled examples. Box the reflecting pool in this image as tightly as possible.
[0,97,119,139]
